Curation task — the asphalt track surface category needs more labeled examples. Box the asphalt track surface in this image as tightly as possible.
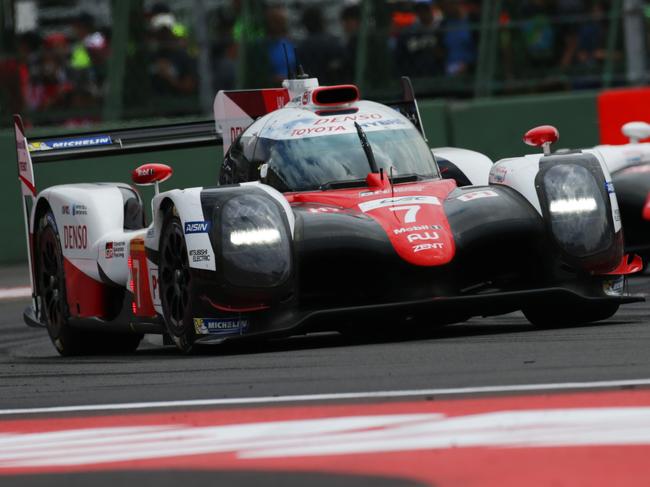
[3,263,650,486]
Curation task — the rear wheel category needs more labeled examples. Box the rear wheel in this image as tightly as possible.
[159,211,195,353]
[37,211,83,356]
[523,302,619,328]
[36,210,143,355]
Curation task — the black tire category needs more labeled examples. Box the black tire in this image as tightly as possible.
[159,211,195,353]
[36,210,84,356]
[523,302,620,328]
[36,210,143,356]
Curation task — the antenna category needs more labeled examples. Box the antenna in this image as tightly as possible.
[293,46,309,79]
[282,43,293,80]
[389,166,395,199]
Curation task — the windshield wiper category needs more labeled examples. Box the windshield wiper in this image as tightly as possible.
[354,122,379,174]
[319,178,368,190]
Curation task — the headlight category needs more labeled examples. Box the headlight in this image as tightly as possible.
[549,197,597,214]
[542,163,611,258]
[230,228,281,246]
[219,194,291,288]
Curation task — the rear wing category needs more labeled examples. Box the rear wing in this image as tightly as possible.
[23,119,221,164]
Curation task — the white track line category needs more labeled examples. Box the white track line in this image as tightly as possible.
[2,378,650,416]
[0,286,31,300]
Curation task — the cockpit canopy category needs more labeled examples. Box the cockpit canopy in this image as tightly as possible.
[219,100,440,192]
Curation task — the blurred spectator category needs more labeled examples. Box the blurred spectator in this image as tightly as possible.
[15,32,42,111]
[441,0,476,76]
[576,1,608,66]
[148,8,197,95]
[33,33,73,110]
[340,4,361,81]
[519,0,556,67]
[69,13,108,96]
[395,0,444,77]
[150,3,189,42]
[298,6,344,84]
[212,6,238,92]
[265,6,296,84]
[557,0,586,67]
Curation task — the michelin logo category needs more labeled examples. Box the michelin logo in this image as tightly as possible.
[193,317,249,335]
[184,221,211,234]
[34,135,113,151]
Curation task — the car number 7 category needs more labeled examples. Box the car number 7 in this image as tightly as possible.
[389,205,420,223]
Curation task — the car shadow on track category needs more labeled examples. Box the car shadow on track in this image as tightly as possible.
[131,316,638,358]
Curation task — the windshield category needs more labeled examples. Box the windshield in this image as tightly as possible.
[256,127,439,192]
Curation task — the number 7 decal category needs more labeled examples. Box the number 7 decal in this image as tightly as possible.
[389,205,420,223]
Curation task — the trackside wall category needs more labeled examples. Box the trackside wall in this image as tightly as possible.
[0,92,601,264]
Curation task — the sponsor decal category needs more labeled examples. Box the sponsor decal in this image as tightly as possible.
[36,135,112,150]
[407,231,439,243]
[146,227,155,238]
[189,248,211,263]
[184,221,211,234]
[614,208,621,223]
[360,185,424,197]
[307,207,341,214]
[291,125,347,137]
[72,204,87,216]
[393,225,437,235]
[27,141,53,152]
[105,241,126,259]
[63,225,87,250]
[358,195,441,213]
[457,190,499,202]
[603,276,625,296]
[62,204,87,216]
[413,242,444,253]
[135,167,154,178]
[149,268,160,305]
[314,113,382,125]
[490,166,508,183]
[605,181,615,194]
[193,317,249,335]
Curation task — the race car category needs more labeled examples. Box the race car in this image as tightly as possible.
[14,74,642,355]
[578,122,650,262]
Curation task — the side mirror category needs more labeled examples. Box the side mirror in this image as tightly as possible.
[132,163,173,195]
[523,125,559,156]
[622,121,650,144]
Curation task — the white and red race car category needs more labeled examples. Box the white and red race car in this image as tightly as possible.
[576,122,650,260]
[14,75,642,355]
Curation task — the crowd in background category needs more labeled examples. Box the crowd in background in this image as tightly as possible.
[0,0,625,125]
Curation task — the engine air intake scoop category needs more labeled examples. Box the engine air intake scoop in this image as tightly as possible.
[524,125,559,156]
[311,85,360,106]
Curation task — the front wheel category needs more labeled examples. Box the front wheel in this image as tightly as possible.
[523,302,619,328]
[159,212,195,353]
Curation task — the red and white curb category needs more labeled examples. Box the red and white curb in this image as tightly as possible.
[2,389,650,486]
[0,286,30,300]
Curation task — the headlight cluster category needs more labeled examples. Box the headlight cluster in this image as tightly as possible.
[543,163,611,258]
[219,194,291,288]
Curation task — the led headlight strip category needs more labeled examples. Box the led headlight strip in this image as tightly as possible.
[549,197,597,215]
[230,228,281,246]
